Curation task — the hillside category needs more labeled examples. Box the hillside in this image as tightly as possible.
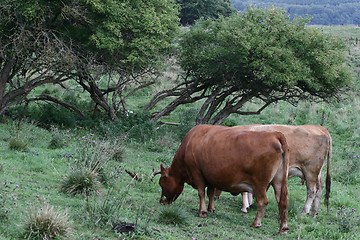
[232,0,360,25]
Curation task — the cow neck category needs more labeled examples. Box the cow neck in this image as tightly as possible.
[168,160,188,185]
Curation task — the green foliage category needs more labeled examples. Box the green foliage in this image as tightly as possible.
[177,0,235,25]
[156,6,353,124]
[180,7,351,98]
[177,108,197,139]
[22,204,72,240]
[0,0,180,119]
[28,103,79,128]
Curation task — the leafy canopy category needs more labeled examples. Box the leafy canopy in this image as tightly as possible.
[180,7,351,99]
[0,0,179,118]
[148,7,352,124]
[176,0,235,25]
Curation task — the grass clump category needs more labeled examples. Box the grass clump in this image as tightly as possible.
[48,128,71,149]
[61,167,101,196]
[158,206,189,226]
[84,188,124,226]
[9,137,29,152]
[61,133,125,196]
[23,204,72,240]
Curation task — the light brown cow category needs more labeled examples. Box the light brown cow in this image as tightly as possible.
[215,124,332,217]
[151,125,290,234]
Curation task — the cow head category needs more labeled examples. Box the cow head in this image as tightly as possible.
[153,164,184,205]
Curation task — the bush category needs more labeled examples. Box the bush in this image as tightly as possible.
[23,204,72,239]
[176,108,197,140]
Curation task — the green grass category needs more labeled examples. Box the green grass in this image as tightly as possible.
[1,107,360,239]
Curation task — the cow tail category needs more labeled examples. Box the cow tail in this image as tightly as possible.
[278,133,289,227]
[324,133,332,210]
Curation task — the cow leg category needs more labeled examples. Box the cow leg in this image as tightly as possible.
[302,179,316,215]
[250,189,268,228]
[207,186,216,213]
[214,188,222,200]
[271,182,289,232]
[302,175,318,215]
[248,192,253,206]
[197,187,208,217]
[241,192,249,213]
[311,176,324,217]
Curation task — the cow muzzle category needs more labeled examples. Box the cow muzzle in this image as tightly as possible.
[159,194,171,205]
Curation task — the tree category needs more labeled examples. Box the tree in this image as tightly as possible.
[177,0,235,25]
[0,0,179,120]
[146,7,353,124]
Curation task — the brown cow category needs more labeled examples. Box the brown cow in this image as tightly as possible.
[215,124,332,217]
[151,125,290,234]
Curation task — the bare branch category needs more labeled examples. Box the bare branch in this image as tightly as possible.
[26,94,87,119]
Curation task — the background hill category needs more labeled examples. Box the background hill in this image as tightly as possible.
[232,0,360,25]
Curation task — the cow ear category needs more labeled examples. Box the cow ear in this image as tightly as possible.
[160,164,167,178]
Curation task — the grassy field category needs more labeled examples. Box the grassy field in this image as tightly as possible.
[1,25,360,239]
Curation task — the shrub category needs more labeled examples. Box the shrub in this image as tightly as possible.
[177,108,197,140]
[23,204,72,239]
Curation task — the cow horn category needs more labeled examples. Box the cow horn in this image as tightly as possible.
[150,170,161,181]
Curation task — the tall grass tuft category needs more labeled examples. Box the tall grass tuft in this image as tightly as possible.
[48,127,71,149]
[61,133,125,196]
[61,166,101,196]
[23,204,72,239]
[158,206,189,225]
[9,137,29,152]
[84,187,124,226]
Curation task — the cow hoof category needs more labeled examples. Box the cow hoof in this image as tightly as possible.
[301,211,309,216]
[241,209,248,213]
[250,223,261,228]
[208,209,216,213]
[279,229,288,235]
[197,211,207,218]
[311,212,318,218]
[282,226,289,231]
